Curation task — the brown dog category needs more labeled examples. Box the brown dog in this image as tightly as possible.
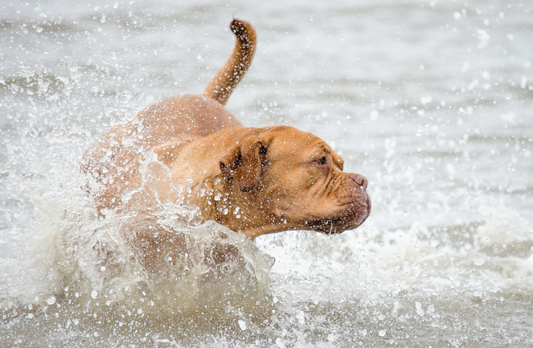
[82,19,370,272]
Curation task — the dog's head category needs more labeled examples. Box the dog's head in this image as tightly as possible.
[217,126,371,237]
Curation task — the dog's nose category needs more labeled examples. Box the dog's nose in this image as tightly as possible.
[349,173,368,190]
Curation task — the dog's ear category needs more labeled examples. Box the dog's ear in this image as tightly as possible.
[219,135,268,192]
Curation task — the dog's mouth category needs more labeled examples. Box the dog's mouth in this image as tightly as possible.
[305,192,371,234]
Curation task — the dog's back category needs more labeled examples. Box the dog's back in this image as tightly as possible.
[81,19,257,213]
[134,19,257,143]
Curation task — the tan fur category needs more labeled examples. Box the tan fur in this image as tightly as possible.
[82,19,370,272]
[203,19,256,105]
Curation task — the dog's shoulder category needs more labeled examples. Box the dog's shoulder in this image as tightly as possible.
[152,137,196,167]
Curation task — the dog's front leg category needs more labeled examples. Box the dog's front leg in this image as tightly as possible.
[120,214,188,275]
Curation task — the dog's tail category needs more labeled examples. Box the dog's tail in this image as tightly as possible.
[203,19,256,106]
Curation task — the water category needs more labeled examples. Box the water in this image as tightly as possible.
[1,0,533,346]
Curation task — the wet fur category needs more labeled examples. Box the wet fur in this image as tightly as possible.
[82,19,370,272]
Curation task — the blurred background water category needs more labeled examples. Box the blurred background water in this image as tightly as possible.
[1,0,532,347]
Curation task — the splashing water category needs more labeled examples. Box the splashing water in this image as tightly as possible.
[2,0,533,347]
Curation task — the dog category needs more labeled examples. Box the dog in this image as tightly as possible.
[81,19,371,272]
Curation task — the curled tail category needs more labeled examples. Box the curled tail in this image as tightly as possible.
[203,19,257,105]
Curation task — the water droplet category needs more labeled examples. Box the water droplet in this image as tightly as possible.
[415,302,424,316]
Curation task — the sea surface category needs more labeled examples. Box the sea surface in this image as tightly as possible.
[1,0,533,347]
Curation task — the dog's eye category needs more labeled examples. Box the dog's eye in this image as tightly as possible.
[313,156,327,166]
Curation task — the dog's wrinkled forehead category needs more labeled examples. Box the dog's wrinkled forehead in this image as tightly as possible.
[264,126,330,159]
